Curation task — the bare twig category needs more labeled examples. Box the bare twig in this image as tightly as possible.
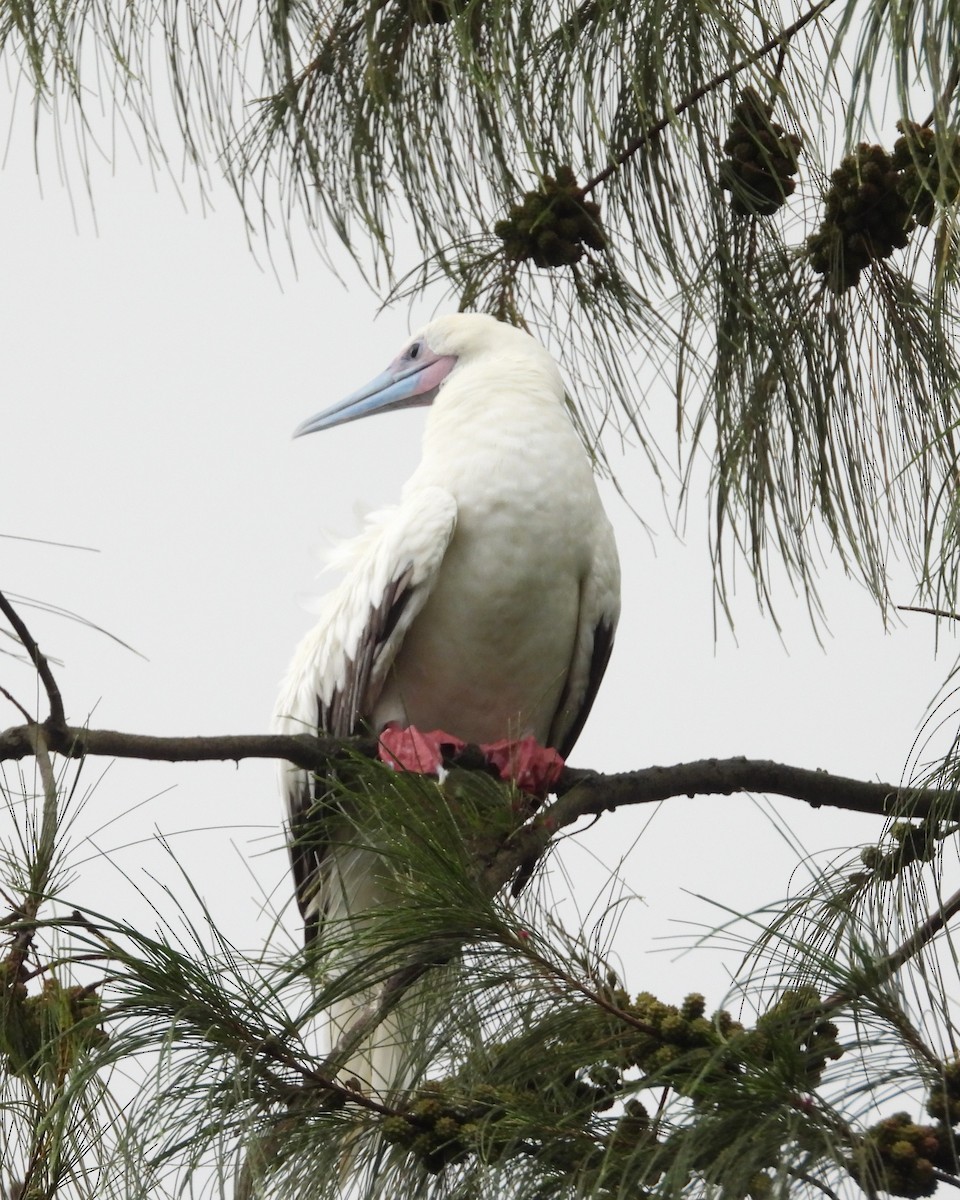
[898,603,960,621]
[867,883,960,982]
[509,935,661,1037]
[581,0,838,195]
[0,590,65,728]
[922,60,960,128]
[822,884,960,1023]
[318,958,431,1082]
[788,1169,844,1200]
[0,684,32,723]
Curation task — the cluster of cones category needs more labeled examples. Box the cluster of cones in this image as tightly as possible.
[808,121,960,291]
[495,165,607,268]
[719,87,802,217]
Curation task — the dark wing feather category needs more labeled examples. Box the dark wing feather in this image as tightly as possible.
[276,486,460,943]
[321,567,413,739]
[553,616,616,758]
[547,524,620,759]
[289,571,414,942]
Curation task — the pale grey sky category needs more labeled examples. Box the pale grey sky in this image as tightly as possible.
[1,130,951,1008]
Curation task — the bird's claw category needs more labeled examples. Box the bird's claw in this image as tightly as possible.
[378,723,465,774]
[479,736,564,796]
[378,725,564,797]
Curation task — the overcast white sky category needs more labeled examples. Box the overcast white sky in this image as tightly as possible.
[1,114,954,1013]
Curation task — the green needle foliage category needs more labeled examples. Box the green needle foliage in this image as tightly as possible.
[10,0,960,1197]
[6,0,960,610]
[1,755,960,1200]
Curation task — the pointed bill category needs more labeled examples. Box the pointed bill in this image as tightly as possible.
[294,346,457,436]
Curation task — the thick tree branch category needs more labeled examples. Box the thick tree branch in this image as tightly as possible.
[0,721,373,771]
[481,758,952,898]
[548,757,938,823]
[0,721,951,826]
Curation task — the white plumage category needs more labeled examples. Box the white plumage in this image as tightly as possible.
[275,313,620,1093]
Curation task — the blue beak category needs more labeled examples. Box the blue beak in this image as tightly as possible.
[294,352,457,437]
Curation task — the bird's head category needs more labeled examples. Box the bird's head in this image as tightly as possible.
[293,313,559,437]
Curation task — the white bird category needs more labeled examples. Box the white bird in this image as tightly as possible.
[274,312,620,1093]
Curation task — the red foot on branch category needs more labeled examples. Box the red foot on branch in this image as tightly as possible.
[378,726,564,797]
[378,723,465,774]
[480,736,564,797]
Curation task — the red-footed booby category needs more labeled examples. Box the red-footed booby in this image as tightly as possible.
[275,312,620,1092]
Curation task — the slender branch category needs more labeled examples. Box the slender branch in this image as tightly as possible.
[898,603,960,621]
[260,1039,397,1116]
[319,958,430,1083]
[922,59,960,128]
[0,719,951,825]
[510,935,662,1038]
[0,590,65,728]
[869,883,960,982]
[20,954,111,982]
[819,885,960,1034]
[581,0,838,195]
[5,727,60,995]
[59,916,395,1118]
[788,1169,844,1200]
[0,684,32,723]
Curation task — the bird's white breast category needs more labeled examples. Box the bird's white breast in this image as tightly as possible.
[372,372,605,744]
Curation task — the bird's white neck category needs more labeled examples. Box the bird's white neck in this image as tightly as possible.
[421,354,567,455]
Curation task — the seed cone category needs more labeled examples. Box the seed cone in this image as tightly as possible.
[495,166,607,268]
[807,143,913,291]
[719,88,802,217]
[892,119,960,227]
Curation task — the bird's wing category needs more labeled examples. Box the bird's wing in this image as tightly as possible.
[548,518,621,758]
[275,486,459,938]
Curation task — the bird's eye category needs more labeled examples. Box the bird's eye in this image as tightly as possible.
[408,341,421,360]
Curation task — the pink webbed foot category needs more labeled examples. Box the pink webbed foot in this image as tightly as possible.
[378,726,564,798]
[378,723,465,775]
[479,736,564,797]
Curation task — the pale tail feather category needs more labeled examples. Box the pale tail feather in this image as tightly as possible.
[328,993,417,1097]
[322,844,423,1098]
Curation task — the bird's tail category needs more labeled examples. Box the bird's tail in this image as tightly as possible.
[321,845,427,1098]
[328,993,418,1097]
